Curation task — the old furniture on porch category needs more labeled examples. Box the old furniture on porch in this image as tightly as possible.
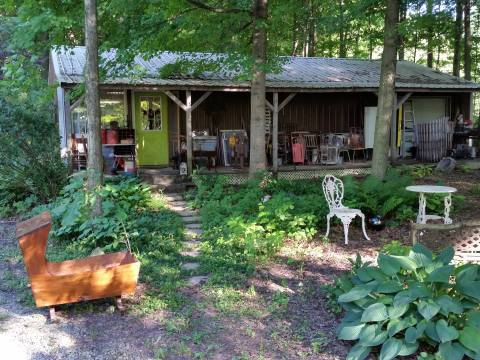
[322,175,370,245]
[406,185,457,224]
[410,219,480,263]
[16,212,140,319]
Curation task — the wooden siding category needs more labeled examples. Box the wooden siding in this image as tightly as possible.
[189,92,378,135]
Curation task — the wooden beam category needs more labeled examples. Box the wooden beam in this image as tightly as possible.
[191,91,212,111]
[186,90,193,174]
[164,90,187,111]
[395,92,412,110]
[272,93,279,174]
[265,99,274,112]
[278,93,296,111]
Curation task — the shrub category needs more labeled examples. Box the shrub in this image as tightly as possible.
[33,174,183,255]
[335,244,480,360]
[0,98,68,216]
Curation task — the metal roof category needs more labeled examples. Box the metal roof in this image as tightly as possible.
[50,46,480,91]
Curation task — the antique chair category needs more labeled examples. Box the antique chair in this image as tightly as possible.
[303,133,319,164]
[17,212,140,320]
[410,220,480,263]
[322,175,370,244]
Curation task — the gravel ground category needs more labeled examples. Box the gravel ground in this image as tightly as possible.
[0,220,163,360]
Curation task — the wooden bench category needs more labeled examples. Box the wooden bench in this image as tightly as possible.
[410,219,480,263]
[17,211,140,319]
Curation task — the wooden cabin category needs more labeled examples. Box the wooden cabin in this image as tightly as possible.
[49,47,480,177]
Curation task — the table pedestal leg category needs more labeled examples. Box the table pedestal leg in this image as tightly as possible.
[444,194,452,224]
[417,192,426,224]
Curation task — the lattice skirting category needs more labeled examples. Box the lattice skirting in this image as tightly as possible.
[197,167,372,185]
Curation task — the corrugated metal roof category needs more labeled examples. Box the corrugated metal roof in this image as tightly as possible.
[50,46,480,91]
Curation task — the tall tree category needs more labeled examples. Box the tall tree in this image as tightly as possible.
[249,0,268,175]
[84,0,103,215]
[464,0,472,80]
[453,0,463,76]
[426,0,434,68]
[372,0,399,180]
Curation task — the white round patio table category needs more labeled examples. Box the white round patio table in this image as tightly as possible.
[406,185,457,224]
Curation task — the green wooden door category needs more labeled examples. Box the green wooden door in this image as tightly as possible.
[134,92,169,166]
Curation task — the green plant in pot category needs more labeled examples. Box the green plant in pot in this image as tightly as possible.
[336,244,480,360]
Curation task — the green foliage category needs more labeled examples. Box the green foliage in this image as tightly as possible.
[33,175,183,255]
[335,244,480,360]
[0,97,68,217]
[343,170,418,221]
[190,170,434,263]
[399,165,435,179]
[191,174,328,261]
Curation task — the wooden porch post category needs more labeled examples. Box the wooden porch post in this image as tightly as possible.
[272,93,279,174]
[186,90,193,174]
[164,90,211,175]
[266,93,296,174]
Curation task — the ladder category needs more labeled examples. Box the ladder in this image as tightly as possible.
[401,100,416,158]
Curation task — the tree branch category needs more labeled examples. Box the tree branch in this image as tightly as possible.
[185,0,251,14]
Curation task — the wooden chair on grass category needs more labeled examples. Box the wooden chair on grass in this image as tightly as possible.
[16,211,140,320]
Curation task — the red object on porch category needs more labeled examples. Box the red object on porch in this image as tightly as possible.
[106,130,119,144]
[292,143,305,164]
[101,129,107,144]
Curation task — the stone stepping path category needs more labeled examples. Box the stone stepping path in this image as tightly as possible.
[163,192,208,287]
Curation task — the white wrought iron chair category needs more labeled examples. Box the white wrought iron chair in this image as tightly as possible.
[322,175,370,244]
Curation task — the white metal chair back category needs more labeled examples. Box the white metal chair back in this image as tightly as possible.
[322,175,345,210]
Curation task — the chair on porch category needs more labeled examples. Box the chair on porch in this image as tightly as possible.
[71,134,88,171]
[303,134,319,164]
[291,133,306,165]
[322,174,370,245]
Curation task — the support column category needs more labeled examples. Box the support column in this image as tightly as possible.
[164,90,211,175]
[272,93,279,174]
[186,90,193,174]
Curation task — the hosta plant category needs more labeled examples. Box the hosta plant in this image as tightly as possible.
[335,244,480,360]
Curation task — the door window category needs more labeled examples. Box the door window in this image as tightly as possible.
[140,97,162,131]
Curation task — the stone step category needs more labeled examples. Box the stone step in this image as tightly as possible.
[181,262,200,271]
[185,223,201,230]
[187,275,209,287]
[178,210,199,217]
[169,204,189,212]
[164,194,184,202]
[180,249,201,258]
[183,240,200,249]
[182,216,201,224]
[185,228,203,239]
[170,200,187,207]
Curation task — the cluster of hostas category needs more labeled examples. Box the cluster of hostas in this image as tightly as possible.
[335,244,480,360]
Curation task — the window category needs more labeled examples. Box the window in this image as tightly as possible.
[70,91,127,136]
[100,91,127,128]
[140,97,162,131]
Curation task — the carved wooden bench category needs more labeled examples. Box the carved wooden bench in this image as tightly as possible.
[17,211,140,319]
[410,219,480,263]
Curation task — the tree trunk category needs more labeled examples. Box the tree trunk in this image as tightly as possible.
[464,0,472,80]
[426,0,434,68]
[249,0,268,177]
[453,0,463,77]
[372,0,399,180]
[84,0,103,215]
[339,0,347,58]
[398,0,407,60]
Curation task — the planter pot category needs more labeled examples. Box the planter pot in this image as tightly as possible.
[368,215,385,231]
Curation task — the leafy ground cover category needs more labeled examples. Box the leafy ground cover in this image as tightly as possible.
[0,167,479,359]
